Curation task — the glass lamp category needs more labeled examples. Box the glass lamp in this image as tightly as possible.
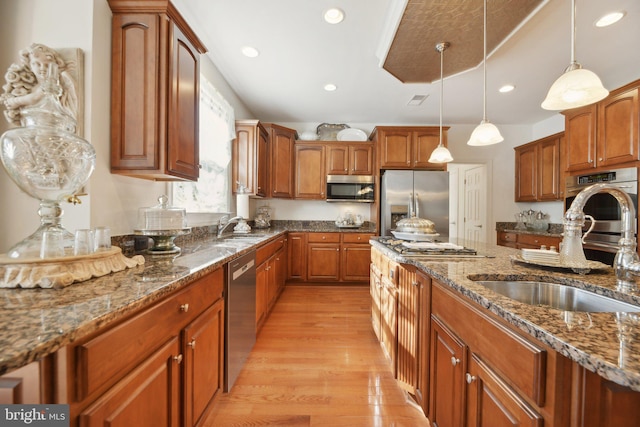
[428,42,453,164]
[467,0,503,146]
[541,0,608,110]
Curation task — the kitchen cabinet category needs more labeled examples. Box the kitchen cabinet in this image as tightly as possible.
[563,80,639,172]
[370,257,383,342]
[264,123,298,198]
[256,237,287,332]
[294,143,326,199]
[108,1,206,181]
[380,266,399,372]
[497,231,561,250]
[325,142,374,175]
[0,359,53,404]
[370,126,448,170]
[291,232,374,283]
[514,132,564,202]
[234,120,270,197]
[61,267,225,426]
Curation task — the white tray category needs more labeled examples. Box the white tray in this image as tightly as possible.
[510,254,610,275]
[391,231,440,241]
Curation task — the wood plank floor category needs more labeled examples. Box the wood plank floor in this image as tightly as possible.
[203,285,430,426]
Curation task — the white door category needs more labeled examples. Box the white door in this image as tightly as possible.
[448,167,459,239]
[464,165,487,244]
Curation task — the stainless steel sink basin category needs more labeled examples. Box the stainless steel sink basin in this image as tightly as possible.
[472,280,640,312]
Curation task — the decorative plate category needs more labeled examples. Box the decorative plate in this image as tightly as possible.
[337,128,367,141]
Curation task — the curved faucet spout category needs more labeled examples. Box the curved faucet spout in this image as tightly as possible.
[565,183,639,291]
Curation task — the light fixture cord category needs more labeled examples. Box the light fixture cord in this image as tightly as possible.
[570,0,576,64]
[482,0,487,121]
[439,44,444,146]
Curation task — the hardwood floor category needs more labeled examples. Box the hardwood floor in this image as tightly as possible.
[203,285,430,426]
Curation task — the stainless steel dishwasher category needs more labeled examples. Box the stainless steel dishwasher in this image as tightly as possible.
[225,250,256,391]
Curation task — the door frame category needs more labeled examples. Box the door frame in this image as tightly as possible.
[447,162,492,244]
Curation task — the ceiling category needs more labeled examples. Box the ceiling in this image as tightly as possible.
[171,0,640,128]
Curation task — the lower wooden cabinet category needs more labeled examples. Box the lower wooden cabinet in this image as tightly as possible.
[256,237,288,332]
[497,231,561,250]
[59,267,225,427]
[0,359,52,404]
[289,232,373,283]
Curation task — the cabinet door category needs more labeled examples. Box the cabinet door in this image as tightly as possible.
[307,243,340,281]
[538,135,562,201]
[256,125,270,197]
[183,299,224,427]
[429,316,465,427]
[597,86,639,168]
[79,337,181,427]
[380,279,398,373]
[256,261,268,330]
[233,122,257,195]
[415,271,431,416]
[340,243,371,281]
[167,23,200,181]
[294,144,326,199]
[349,144,373,175]
[515,144,537,202]
[378,129,412,168]
[370,264,382,342]
[287,233,307,281]
[413,129,442,168]
[326,145,349,175]
[272,246,287,303]
[396,265,419,395]
[565,105,597,171]
[269,126,296,198]
[466,354,543,427]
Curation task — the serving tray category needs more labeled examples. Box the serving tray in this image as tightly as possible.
[510,254,610,275]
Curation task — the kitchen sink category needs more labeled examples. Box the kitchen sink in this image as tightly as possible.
[470,279,640,312]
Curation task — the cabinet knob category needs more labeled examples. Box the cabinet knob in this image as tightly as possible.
[173,354,183,364]
[322,236,326,240]
[336,248,340,251]
[180,303,189,313]
[188,339,196,349]
[412,281,419,287]
[466,373,477,384]
[451,356,460,366]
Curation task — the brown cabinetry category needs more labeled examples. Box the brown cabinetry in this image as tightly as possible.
[63,267,225,426]
[497,231,561,250]
[292,232,373,283]
[234,120,270,197]
[108,1,206,181]
[265,124,298,198]
[371,126,448,170]
[564,80,639,172]
[515,132,564,202]
[294,144,326,199]
[0,359,52,404]
[326,142,374,175]
[256,237,287,331]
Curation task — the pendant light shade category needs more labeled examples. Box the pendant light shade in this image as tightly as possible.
[429,42,453,164]
[467,0,503,146]
[541,0,608,110]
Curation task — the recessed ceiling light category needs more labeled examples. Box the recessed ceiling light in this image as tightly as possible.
[241,46,259,58]
[324,83,337,92]
[324,8,345,24]
[595,11,626,27]
[499,84,515,93]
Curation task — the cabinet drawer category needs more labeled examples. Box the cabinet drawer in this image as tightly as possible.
[432,281,546,406]
[517,234,560,248]
[342,233,373,243]
[75,268,223,401]
[307,232,341,243]
[498,232,517,243]
[256,237,285,265]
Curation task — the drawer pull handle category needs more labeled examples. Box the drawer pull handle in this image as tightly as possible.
[188,339,196,349]
[173,354,183,364]
[180,303,189,313]
[466,373,476,384]
[451,357,460,366]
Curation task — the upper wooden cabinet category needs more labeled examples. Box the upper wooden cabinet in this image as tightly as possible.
[264,124,298,198]
[294,143,326,199]
[371,126,448,170]
[108,0,207,181]
[563,80,639,172]
[514,132,564,202]
[325,142,374,175]
[233,120,270,197]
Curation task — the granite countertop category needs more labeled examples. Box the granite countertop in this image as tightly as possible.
[0,221,377,376]
[370,238,640,392]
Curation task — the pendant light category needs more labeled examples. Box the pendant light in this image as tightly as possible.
[428,42,454,163]
[541,0,608,110]
[467,0,503,146]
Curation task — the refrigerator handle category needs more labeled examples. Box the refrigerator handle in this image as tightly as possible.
[414,193,420,218]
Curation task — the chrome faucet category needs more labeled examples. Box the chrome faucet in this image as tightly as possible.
[217,215,244,238]
[564,183,640,291]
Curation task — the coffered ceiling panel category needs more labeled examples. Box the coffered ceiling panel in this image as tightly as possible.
[384,0,544,83]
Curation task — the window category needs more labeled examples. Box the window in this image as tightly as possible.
[173,76,235,212]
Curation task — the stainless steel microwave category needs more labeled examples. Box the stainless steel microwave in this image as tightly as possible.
[326,175,375,203]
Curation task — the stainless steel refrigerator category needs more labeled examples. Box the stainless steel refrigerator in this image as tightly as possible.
[380,170,450,238]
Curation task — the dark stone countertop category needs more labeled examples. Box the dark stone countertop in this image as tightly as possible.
[370,237,640,392]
